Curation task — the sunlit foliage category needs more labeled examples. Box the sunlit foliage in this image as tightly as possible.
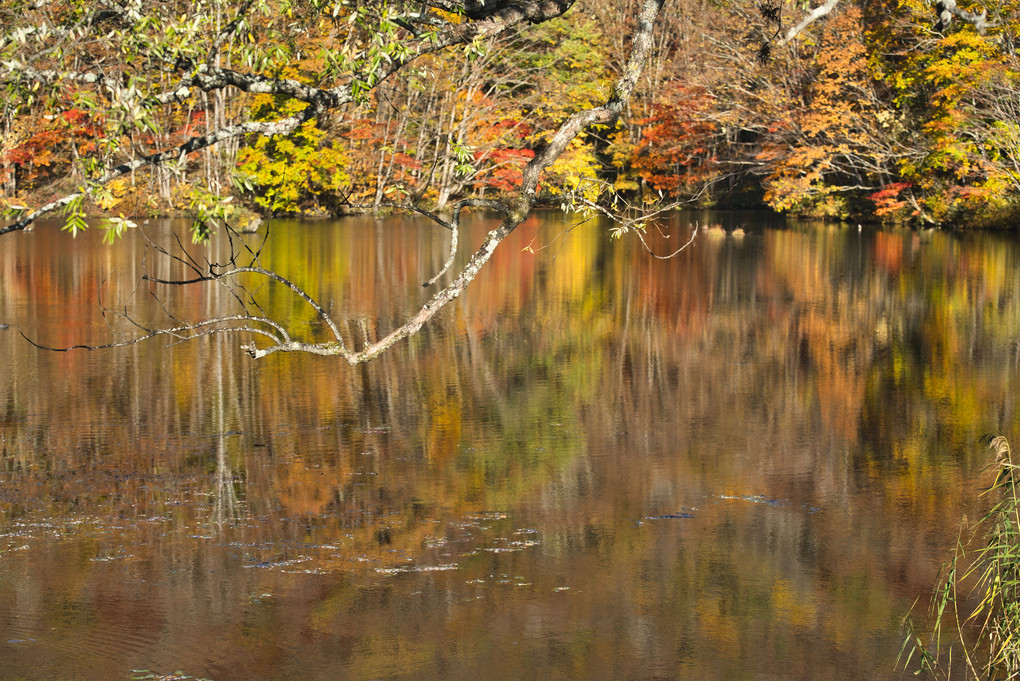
[5,0,1020,227]
[237,98,350,214]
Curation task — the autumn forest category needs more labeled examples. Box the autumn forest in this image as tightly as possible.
[3,0,1020,232]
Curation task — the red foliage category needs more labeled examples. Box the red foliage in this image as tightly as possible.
[61,108,89,124]
[631,85,717,195]
[345,118,377,141]
[473,147,534,191]
[869,182,913,217]
[392,152,422,170]
[3,107,108,189]
[4,129,63,168]
[60,107,106,137]
[486,119,532,139]
[172,109,207,139]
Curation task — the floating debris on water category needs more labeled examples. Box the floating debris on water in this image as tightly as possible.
[90,553,135,562]
[466,512,508,521]
[423,536,448,549]
[375,563,459,575]
[718,494,787,507]
[481,538,541,553]
[242,556,311,569]
[130,670,211,681]
[644,513,695,520]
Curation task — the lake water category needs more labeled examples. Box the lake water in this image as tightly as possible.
[1,212,1018,681]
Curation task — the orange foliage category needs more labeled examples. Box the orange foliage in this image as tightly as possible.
[759,7,894,218]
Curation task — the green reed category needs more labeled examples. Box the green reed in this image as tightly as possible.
[903,435,1020,680]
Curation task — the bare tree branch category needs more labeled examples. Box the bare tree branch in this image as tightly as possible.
[143,264,347,346]
[422,198,509,287]
[633,224,699,259]
[21,315,285,352]
[934,0,997,33]
[778,0,841,45]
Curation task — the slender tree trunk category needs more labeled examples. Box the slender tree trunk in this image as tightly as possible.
[435,97,460,208]
[373,97,395,207]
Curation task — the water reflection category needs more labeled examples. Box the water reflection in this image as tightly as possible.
[1,215,1018,680]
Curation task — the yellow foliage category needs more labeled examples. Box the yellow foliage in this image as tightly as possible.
[95,178,131,210]
[545,137,602,201]
[236,98,350,214]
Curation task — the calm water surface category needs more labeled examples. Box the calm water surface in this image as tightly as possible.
[1,213,1019,681]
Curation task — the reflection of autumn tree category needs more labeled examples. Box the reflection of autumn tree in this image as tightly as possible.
[859,231,1020,493]
[759,227,887,441]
